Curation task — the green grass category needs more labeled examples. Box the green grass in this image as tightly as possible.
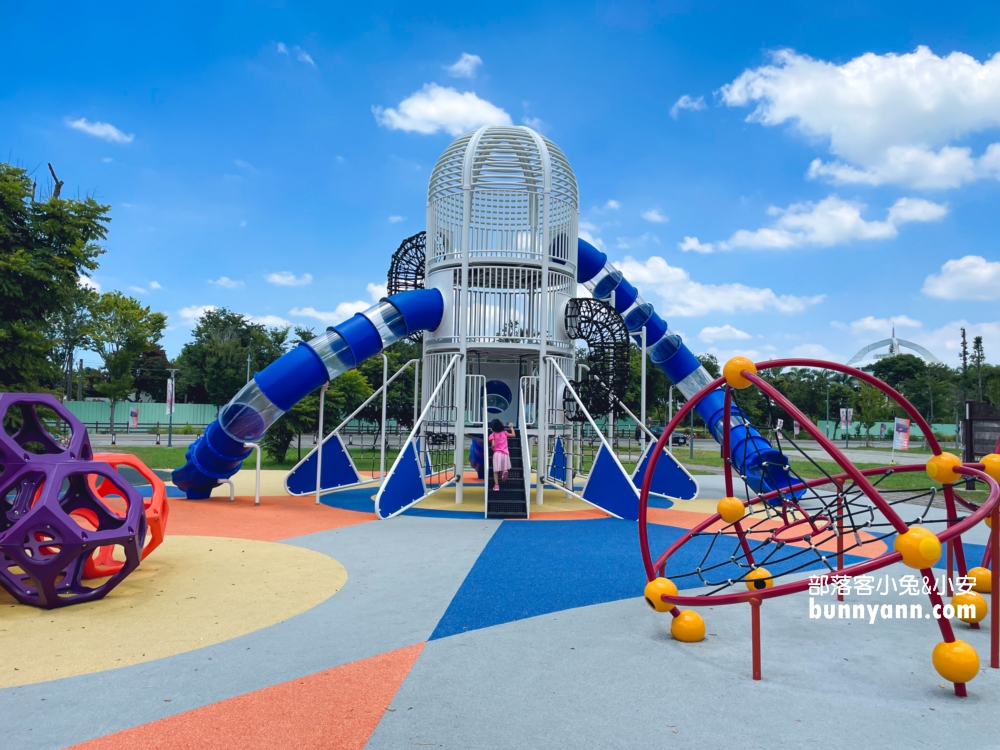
[99,444,403,473]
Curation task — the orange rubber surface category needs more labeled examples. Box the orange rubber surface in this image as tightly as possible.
[166,494,375,541]
[69,643,425,750]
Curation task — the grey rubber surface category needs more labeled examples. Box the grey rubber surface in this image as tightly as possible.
[368,562,998,750]
[0,517,499,750]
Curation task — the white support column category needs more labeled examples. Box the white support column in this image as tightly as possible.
[315,382,328,505]
[640,326,647,454]
[379,353,388,480]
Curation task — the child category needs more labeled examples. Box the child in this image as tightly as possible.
[488,418,515,492]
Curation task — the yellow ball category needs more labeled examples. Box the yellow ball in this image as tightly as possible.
[745,567,774,591]
[926,452,963,484]
[670,609,705,642]
[717,496,746,524]
[951,591,988,624]
[932,640,980,684]
[723,356,757,390]
[893,526,942,569]
[644,577,679,613]
[981,453,1000,482]
[967,567,992,594]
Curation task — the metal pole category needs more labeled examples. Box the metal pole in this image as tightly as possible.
[244,442,262,506]
[316,383,328,505]
[380,353,388,480]
[689,405,694,460]
[246,350,251,384]
[669,385,674,424]
[640,326,647,455]
[166,369,179,448]
[825,384,830,437]
[77,357,84,401]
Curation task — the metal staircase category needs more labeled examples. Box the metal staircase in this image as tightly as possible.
[486,428,528,519]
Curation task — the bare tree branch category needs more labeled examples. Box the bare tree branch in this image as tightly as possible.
[47,162,64,200]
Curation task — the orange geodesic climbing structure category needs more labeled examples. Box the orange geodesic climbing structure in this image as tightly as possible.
[82,453,170,578]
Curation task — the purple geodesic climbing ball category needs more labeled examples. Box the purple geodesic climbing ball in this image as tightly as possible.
[0,393,146,609]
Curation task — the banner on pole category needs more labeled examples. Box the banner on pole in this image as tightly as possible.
[776,418,784,431]
[879,423,887,440]
[793,420,800,437]
[893,417,911,451]
[166,379,175,415]
[129,407,140,429]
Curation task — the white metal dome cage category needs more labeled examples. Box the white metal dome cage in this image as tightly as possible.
[420,125,580,508]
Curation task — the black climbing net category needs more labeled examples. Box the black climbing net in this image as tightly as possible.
[656,395,986,596]
[387,231,426,343]
[563,298,630,420]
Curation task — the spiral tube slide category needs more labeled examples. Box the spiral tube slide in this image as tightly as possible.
[576,239,791,495]
[172,289,444,498]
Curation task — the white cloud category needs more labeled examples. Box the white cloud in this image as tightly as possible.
[128,285,147,294]
[373,84,512,136]
[265,271,313,286]
[678,236,715,254]
[604,200,620,210]
[699,325,752,343]
[445,52,483,78]
[297,51,315,66]
[641,208,669,223]
[578,221,606,252]
[388,215,405,223]
[209,276,244,289]
[248,314,292,328]
[276,42,288,54]
[922,255,1000,300]
[720,47,1000,188]
[705,346,763,363]
[909,319,1000,363]
[848,315,922,335]
[679,195,947,253]
[289,283,387,326]
[149,281,162,290]
[67,118,134,144]
[616,232,659,250]
[78,275,100,292]
[178,305,217,326]
[239,220,247,228]
[670,95,707,119]
[615,256,825,317]
[789,343,842,361]
[521,115,545,131]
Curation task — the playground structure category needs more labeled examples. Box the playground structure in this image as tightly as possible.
[640,356,1000,697]
[174,125,799,520]
[0,394,168,609]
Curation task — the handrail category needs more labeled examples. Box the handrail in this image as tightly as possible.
[285,358,419,490]
[519,379,532,518]
[375,354,462,517]
[243,441,261,506]
[482,376,490,519]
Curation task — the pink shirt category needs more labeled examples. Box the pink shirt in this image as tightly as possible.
[489,431,509,455]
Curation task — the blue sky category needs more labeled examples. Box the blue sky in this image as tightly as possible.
[3,1,1000,366]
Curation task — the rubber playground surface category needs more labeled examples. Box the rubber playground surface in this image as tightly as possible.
[2,473,997,749]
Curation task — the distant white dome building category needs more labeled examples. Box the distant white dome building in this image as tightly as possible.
[847,328,942,367]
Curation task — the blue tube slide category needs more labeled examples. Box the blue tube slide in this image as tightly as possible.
[172,289,444,498]
[575,238,791,495]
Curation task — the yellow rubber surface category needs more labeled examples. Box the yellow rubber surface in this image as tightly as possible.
[0,535,346,688]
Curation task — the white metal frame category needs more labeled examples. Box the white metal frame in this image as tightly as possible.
[543,356,637,519]
[285,358,419,497]
[376,354,463,519]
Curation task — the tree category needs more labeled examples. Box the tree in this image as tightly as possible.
[174,308,289,406]
[870,354,927,392]
[48,284,97,398]
[854,383,893,447]
[89,292,167,433]
[972,335,985,401]
[0,162,106,389]
[132,345,172,402]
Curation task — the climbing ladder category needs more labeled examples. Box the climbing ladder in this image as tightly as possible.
[486,426,528,519]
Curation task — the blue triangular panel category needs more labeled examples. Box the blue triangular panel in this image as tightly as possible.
[549,438,566,482]
[582,444,639,520]
[285,433,361,495]
[375,442,427,519]
[631,442,698,500]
